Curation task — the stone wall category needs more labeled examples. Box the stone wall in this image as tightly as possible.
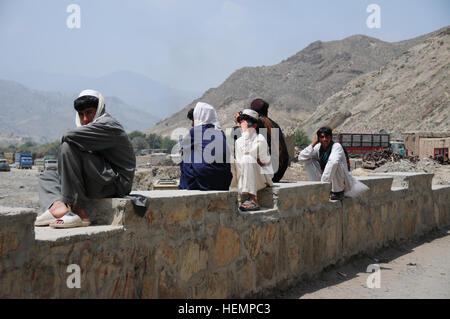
[0,173,449,298]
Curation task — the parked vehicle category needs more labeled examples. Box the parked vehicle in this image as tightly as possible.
[335,133,409,158]
[14,152,33,169]
[43,154,56,161]
[35,158,45,172]
[434,149,449,165]
[335,133,390,156]
[0,158,10,171]
[390,141,407,157]
[44,159,58,171]
[3,152,14,164]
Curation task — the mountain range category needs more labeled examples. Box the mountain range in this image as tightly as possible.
[302,27,450,137]
[0,79,159,143]
[147,27,447,138]
[0,70,200,120]
[1,26,448,145]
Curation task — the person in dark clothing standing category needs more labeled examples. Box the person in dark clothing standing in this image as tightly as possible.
[250,98,289,183]
[35,89,136,228]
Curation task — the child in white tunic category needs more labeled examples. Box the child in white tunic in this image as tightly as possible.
[231,109,273,211]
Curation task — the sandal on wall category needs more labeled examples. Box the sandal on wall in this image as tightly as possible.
[239,199,260,212]
[35,209,57,226]
[49,212,91,228]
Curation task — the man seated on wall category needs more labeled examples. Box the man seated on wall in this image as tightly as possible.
[35,89,136,228]
[231,109,273,211]
[298,126,369,201]
[179,102,232,190]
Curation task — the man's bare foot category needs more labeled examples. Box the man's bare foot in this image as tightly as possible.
[248,194,259,207]
[49,200,70,218]
[72,205,90,223]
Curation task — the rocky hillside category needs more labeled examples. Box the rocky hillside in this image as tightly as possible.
[148,28,442,137]
[302,27,449,138]
[0,80,159,143]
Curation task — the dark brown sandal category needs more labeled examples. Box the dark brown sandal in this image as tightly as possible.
[239,199,260,211]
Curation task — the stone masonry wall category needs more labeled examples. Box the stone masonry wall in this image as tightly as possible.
[0,173,449,298]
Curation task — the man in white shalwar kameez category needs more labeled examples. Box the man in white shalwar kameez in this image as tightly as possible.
[298,126,369,200]
[231,109,273,211]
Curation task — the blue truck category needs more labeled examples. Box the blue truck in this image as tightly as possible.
[15,152,33,169]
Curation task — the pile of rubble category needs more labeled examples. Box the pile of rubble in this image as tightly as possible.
[132,166,180,190]
[374,157,442,173]
[373,159,417,173]
[362,149,419,169]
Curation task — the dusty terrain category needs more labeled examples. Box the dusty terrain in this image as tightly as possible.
[276,228,450,299]
[0,167,40,209]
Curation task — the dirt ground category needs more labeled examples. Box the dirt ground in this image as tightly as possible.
[0,167,40,210]
[275,228,450,299]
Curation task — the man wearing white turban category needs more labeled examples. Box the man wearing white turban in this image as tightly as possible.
[35,90,136,228]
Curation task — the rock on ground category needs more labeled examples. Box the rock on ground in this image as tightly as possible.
[374,158,450,185]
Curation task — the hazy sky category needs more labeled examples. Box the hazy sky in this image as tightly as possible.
[0,0,448,92]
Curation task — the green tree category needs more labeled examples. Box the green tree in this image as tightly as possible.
[161,137,177,152]
[131,136,149,152]
[128,130,145,140]
[30,140,60,157]
[146,133,162,149]
[295,129,311,149]
[40,140,60,156]
[127,131,175,153]
[18,141,37,151]
[7,144,17,151]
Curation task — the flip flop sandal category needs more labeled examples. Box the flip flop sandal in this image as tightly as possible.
[239,200,260,212]
[49,212,91,228]
[238,200,253,209]
[35,209,57,226]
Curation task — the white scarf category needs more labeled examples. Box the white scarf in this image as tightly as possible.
[75,89,106,127]
[193,102,221,129]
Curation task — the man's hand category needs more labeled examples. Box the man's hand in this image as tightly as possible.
[257,159,266,167]
[312,132,319,147]
[234,112,240,125]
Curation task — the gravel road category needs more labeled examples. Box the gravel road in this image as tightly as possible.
[276,228,450,299]
[0,167,40,210]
